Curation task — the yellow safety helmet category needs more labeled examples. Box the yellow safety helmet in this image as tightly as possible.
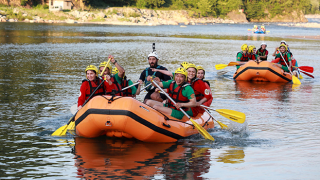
[186,63,197,73]
[174,67,188,81]
[196,65,205,72]
[99,61,112,74]
[254,25,257,28]
[112,67,119,75]
[85,65,98,77]
[279,44,288,51]
[248,45,256,53]
[261,25,265,28]
[241,44,248,51]
[180,61,189,69]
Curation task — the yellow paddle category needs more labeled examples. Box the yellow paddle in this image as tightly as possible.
[152,80,214,141]
[215,62,239,70]
[200,105,246,124]
[203,108,228,129]
[52,59,111,136]
[279,53,301,85]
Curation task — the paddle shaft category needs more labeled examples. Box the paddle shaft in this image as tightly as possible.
[200,105,216,111]
[121,82,140,91]
[140,83,152,91]
[152,80,190,119]
[279,53,294,75]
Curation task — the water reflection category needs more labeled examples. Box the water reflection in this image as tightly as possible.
[235,81,292,101]
[72,137,213,179]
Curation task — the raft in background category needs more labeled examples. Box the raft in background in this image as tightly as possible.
[74,96,214,143]
[233,60,292,83]
[253,29,266,34]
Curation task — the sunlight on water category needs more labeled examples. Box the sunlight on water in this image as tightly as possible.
[0,22,320,179]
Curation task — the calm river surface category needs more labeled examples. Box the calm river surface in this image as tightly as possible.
[0,22,320,179]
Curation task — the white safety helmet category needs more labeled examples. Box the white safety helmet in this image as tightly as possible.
[147,52,159,60]
[280,40,286,45]
[261,42,267,47]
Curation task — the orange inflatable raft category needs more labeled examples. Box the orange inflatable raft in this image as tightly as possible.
[74,95,214,143]
[233,60,292,83]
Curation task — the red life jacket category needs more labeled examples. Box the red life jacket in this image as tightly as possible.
[237,51,250,62]
[190,78,213,108]
[248,53,256,60]
[110,75,122,96]
[167,81,190,112]
[279,52,290,66]
[121,76,133,97]
[82,78,105,99]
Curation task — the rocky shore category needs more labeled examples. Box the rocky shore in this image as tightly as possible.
[0,7,247,25]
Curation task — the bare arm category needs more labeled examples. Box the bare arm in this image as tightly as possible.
[151,68,173,77]
[109,55,125,78]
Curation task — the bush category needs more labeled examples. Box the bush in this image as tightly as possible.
[21,0,28,6]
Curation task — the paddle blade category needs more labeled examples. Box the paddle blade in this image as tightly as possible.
[299,66,313,73]
[190,118,215,141]
[247,29,252,31]
[216,120,228,129]
[301,71,314,78]
[299,74,303,79]
[292,75,301,85]
[215,64,228,70]
[215,109,246,124]
[67,121,75,130]
[52,125,67,136]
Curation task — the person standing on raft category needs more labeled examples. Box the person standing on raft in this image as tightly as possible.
[257,42,268,61]
[139,52,172,103]
[236,44,250,69]
[77,65,115,110]
[146,67,197,120]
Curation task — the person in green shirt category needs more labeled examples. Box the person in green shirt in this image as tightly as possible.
[274,44,292,73]
[236,44,250,69]
[113,67,140,97]
[146,67,197,120]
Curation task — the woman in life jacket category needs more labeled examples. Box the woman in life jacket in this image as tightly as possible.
[257,42,268,61]
[196,66,210,87]
[187,64,213,108]
[77,65,114,110]
[248,45,261,62]
[236,44,250,69]
[146,67,197,120]
[99,55,125,96]
[112,67,141,97]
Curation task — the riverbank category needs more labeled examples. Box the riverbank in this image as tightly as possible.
[0,6,246,25]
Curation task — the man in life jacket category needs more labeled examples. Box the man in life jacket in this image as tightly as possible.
[112,67,140,97]
[139,52,172,103]
[261,25,266,32]
[273,44,297,76]
[186,64,213,108]
[146,67,197,120]
[236,44,250,69]
[78,65,115,110]
[257,42,268,61]
[248,45,260,61]
[99,55,125,96]
[272,40,291,57]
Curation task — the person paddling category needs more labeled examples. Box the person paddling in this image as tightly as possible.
[112,67,140,97]
[187,64,213,108]
[139,52,171,103]
[146,67,196,120]
[236,44,250,69]
[257,42,268,61]
[272,40,291,56]
[77,65,114,110]
[272,44,297,77]
[99,55,125,96]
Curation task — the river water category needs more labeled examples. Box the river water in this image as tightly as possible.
[0,22,319,179]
